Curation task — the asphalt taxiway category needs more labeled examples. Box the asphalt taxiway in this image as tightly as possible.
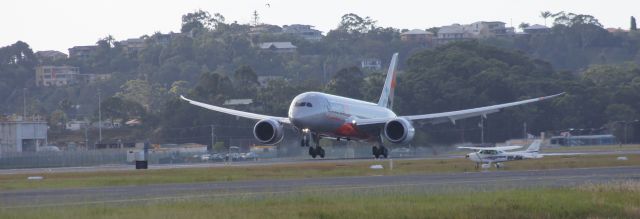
[2,165,640,209]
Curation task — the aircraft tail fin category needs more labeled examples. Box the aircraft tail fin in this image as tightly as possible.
[525,139,542,153]
[377,53,399,109]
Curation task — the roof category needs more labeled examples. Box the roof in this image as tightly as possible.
[524,24,550,30]
[401,29,433,35]
[259,42,297,49]
[224,99,253,106]
[35,50,67,58]
[438,24,466,34]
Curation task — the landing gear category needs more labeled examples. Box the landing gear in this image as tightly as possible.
[307,133,324,158]
[372,145,388,158]
[308,146,325,158]
[300,135,310,147]
[495,163,504,169]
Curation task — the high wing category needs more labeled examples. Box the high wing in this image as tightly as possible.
[458,146,523,151]
[180,95,290,124]
[355,93,564,126]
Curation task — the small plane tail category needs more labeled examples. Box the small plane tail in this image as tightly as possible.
[377,53,399,109]
[525,139,542,153]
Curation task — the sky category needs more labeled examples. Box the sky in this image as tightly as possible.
[2,0,638,53]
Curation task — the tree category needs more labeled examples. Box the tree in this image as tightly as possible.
[232,65,259,98]
[181,10,213,34]
[49,110,68,131]
[632,16,637,31]
[518,22,530,30]
[540,11,553,26]
[325,66,365,99]
[337,13,377,34]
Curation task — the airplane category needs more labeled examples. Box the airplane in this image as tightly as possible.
[180,53,564,159]
[459,140,544,168]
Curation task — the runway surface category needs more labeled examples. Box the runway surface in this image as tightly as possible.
[2,165,640,209]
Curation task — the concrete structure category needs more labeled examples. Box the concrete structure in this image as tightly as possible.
[282,24,323,41]
[68,46,98,60]
[523,24,551,34]
[550,134,617,146]
[400,29,434,44]
[259,42,297,53]
[76,73,112,84]
[360,58,382,70]
[467,21,514,38]
[436,21,515,45]
[436,24,473,44]
[35,65,80,87]
[0,118,47,153]
[35,50,67,62]
[119,38,146,53]
[66,120,89,131]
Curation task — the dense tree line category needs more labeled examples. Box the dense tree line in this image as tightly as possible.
[1,11,640,146]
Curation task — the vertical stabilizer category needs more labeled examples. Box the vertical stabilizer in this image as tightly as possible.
[377,53,399,109]
[525,139,542,153]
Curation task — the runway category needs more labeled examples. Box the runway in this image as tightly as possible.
[2,165,640,209]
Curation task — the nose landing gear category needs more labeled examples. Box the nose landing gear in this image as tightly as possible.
[372,145,388,158]
[305,133,324,158]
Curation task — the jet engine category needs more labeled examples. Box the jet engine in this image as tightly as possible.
[253,119,284,144]
[383,118,415,144]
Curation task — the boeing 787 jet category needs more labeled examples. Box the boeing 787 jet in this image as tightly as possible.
[181,53,563,158]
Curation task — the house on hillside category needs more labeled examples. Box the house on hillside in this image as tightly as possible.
[259,42,297,53]
[68,46,98,60]
[35,65,80,87]
[400,29,434,45]
[282,24,323,41]
[523,24,551,34]
[119,38,146,53]
[360,58,382,70]
[35,50,67,62]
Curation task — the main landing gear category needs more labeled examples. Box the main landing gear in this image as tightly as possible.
[372,145,388,158]
[302,133,324,158]
[308,146,325,158]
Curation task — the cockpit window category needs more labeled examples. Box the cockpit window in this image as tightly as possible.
[296,102,313,107]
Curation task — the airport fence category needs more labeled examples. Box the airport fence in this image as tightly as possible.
[0,145,445,169]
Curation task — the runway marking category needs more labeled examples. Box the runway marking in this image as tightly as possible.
[3,172,639,209]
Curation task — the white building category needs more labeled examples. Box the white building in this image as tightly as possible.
[0,119,47,152]
[282,24,323,41]
[35,65,80,87]
[361,58,382,70]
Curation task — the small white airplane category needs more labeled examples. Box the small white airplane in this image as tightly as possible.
[459,140,545,168]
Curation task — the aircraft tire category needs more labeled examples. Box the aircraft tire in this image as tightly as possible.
[381,146,388,158]
[372,146,380,158]
[309,147,317,158]
[318,147,325,158]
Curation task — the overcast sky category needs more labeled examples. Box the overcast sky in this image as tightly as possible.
[2,0,637,53]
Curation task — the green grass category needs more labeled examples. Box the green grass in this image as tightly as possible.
[2,181,640,218]
[1,154,640,191]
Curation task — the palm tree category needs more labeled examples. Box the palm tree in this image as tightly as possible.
[540,11,553,26]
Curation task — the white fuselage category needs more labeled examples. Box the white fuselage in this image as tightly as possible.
[288,92,396,141]
[466,150,541,163]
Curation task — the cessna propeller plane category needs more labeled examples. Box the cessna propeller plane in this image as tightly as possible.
[181,53,563,159]
[459,140,543,168]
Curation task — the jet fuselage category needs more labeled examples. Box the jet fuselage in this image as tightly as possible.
[288,92,396,141]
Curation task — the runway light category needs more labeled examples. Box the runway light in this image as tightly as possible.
[351,120,356,125]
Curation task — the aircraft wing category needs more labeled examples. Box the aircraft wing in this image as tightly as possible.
[355,93,564,126]
[180,95,290,124]
[458,146,523,151]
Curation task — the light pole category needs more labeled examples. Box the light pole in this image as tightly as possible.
[98,89,102,143]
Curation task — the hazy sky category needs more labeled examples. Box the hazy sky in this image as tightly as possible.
[2,0,637,53]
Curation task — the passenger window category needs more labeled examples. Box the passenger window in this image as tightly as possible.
[306,102,312,107]
[297,102,306,107]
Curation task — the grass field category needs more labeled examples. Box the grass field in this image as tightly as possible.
[1,154,639,191]
[1,181,639,218]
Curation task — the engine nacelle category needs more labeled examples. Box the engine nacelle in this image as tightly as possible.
[253,119,284,144]
[383,118,415,144]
